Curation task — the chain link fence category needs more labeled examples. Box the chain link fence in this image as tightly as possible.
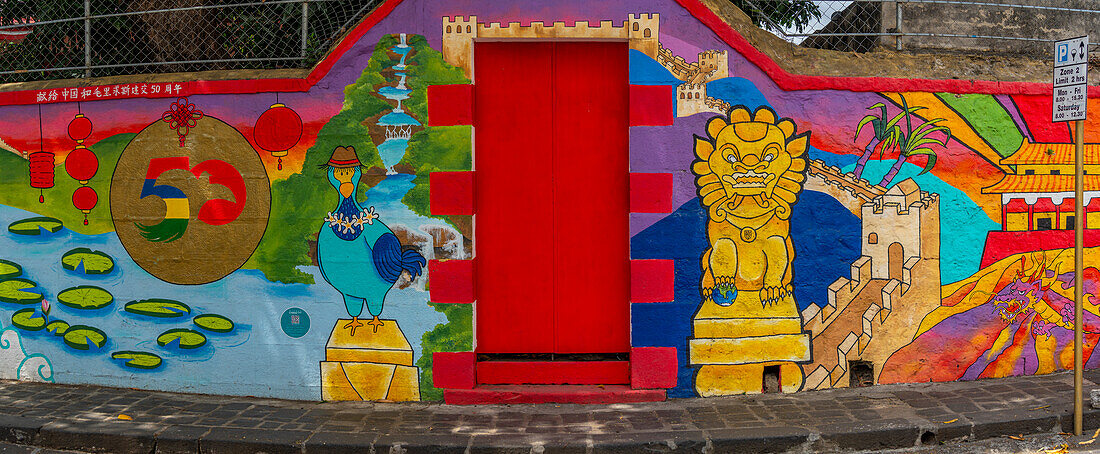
[0,0,381,83]
[741,0,1100,56]
[4,0,1097,83]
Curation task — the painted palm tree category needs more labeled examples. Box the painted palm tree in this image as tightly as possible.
[853,96,951,187]
[875,97,951,187]
[852,102,901,179]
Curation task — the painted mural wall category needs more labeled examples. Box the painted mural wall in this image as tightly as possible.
[0,0,1095,401]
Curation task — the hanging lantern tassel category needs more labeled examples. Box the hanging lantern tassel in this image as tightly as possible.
[28,151,55,203]
[254,103,302,172]
[72,186,97,225]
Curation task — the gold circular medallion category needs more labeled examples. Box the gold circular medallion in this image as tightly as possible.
[740,226,756,242]
[110,116,270,285]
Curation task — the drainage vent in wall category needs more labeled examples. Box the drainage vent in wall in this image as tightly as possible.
[763,365,781,393]
[849,360,875,388]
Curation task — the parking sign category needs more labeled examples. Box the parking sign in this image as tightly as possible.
[1053,36,1088,123]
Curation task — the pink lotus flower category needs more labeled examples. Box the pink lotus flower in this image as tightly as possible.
[40,299,50,321]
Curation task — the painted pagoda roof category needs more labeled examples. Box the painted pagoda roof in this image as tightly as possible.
[982,174,1100,194]
[1001,140,1100,166]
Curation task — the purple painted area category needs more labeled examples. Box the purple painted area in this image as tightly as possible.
[629,114,710,236]
[995,94,1032,142]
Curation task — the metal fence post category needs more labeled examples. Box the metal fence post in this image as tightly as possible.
[896,0,903,51]
[84,0,91,77]
[301,1,310,59]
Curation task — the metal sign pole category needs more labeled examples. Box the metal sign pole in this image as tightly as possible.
[1052,35,1087,435]
[1075,118,1085,436]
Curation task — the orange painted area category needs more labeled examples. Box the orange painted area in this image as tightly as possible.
[880,92,1004,222]
[883,92,1008,171]
[978,318,1030,379]
[238,119,323,180]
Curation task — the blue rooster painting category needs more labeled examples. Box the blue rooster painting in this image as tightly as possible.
[316,146,427,335]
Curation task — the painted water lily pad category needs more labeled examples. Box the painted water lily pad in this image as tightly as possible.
[45,320,69,335]
[111,351,163,370]
[7,217,63,236]
[0,278,42,304]
[10,308,45,331]
[0,259,22,279]
[61,248,116,275]
[156,328,207,349]
[63,325,108,350]
[57,286,114,310]
[124,299,191,318]
[193,314,234,333]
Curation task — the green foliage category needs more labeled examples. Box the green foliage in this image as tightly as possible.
[403,35,469,123]
[400,126,472,221]
[395,36,470,225]
[0,259,22,279]
[417,302,473,401]
[157,328,207,349]
[0,133,134,235]
[246,36,398,284]
[7,217,63,236]
[45,320,68,335]
[0,278,41,304]
[732,0,821,33]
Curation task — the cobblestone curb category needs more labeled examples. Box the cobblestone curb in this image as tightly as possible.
[0,371,1096,453]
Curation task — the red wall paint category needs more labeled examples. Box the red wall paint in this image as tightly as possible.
[427,85,474,126]
[429,171,474,216]
[476,361,630,385]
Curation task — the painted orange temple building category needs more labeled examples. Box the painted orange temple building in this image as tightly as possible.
[980,140,1100,267]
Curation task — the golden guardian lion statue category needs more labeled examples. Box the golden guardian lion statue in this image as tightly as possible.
[688,105,812,396]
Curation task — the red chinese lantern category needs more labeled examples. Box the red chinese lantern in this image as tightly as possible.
[68,114,92,144]
[65,146,98,184]
[254,103,302,171]
[28,151,54,203]
[64,111,99,222]
[72,186,97,225]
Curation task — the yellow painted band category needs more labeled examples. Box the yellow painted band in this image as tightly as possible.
[164,198,189,219]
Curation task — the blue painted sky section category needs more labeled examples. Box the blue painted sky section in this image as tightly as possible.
[630,190,860,397]
[629,49,681,85]
[706,77,770,112]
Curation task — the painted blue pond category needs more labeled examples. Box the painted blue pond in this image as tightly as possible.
[0,173,448,400]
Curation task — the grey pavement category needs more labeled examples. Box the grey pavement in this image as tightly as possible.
[2,371,1100,453]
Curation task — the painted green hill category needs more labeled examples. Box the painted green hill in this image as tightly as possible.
[0,133,134,235]
[935,93,1023,159]
[398,35,471,233]
[246,34,402,284]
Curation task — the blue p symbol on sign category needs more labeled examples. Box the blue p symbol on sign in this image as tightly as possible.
[1057,43,1069,63]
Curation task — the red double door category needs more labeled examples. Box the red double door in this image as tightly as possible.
[473,41,630,384]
